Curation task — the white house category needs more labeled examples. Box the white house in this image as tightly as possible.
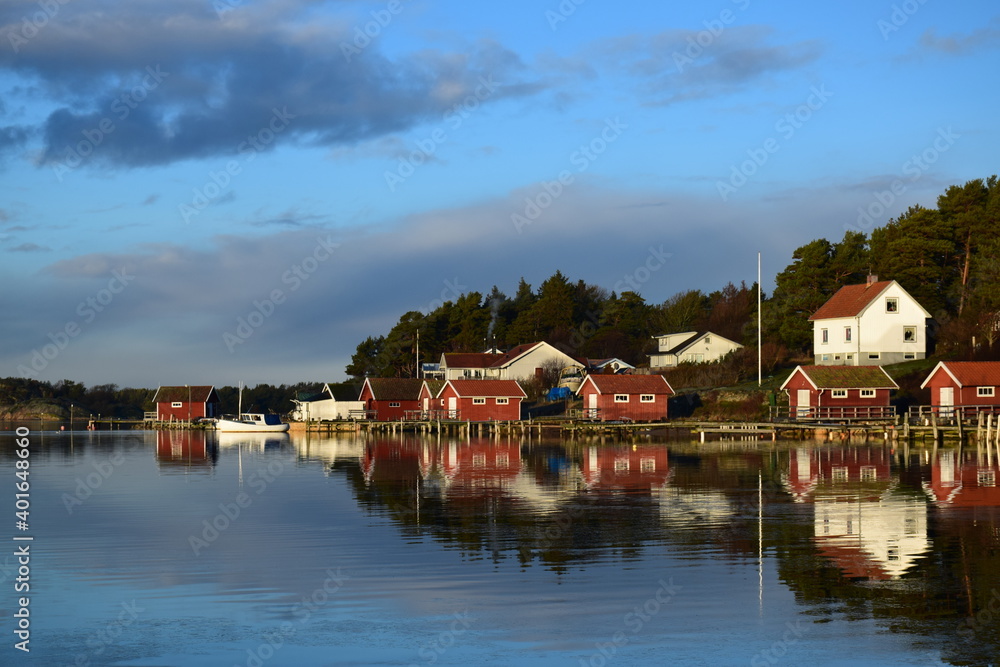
[648,331,742,368]
[440,342,583,382]
[289,383,364,421]
[809,277,931,366]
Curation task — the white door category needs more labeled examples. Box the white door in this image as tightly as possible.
[448,396,458,419]
[588,393,598,418]
[796,390,811,419]
[939,387,954,418]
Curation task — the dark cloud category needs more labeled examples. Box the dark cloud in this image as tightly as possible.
[917,21,1000,55]
[0,1,544,169]
[9,242,51,252]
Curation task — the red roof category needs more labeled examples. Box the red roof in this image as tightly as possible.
[152,386,219,403]
[781,365,898,390]
[921,361,1000,388]
[809,281,893,320]
[363,378,424,401]
[444,380,526,398]
[442,352,504,368]
[579,374,674,395]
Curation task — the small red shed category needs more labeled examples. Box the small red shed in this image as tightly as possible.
[579,444,670,491]
[152,385,220,421]
[576,374,673,422]
[359,378,424,420]
[437,380,525,421]
[780,365,897,420]
[418,380,446,419]
[919,361,1000,417]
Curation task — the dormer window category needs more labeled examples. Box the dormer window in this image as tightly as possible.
[886,297,898,313]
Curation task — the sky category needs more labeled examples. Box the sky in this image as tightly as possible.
[1,0,997,388]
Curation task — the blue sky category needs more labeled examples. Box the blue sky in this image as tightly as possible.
[1,0,997,387]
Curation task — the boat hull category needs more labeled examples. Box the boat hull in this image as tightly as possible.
[215,416,290,433]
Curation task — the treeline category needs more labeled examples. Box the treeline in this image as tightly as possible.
[350,175,1000,379]
[346,272,761,379]
[765,175,1000,356]
[0,378,338,419]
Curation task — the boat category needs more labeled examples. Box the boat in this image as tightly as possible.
[214,382,290,432]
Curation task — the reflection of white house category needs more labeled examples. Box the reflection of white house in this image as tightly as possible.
[648,331,742,368]
[440,342,583,381]
[812,494,928,580]
[289,383,364,421]
[809,276,931,366]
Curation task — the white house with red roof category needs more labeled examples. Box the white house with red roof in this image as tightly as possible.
[809,276,931,366]
[439,342,583,382]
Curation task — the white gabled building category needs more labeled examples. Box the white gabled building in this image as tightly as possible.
[648,331,742,368]
[439,342,583,382]
[809,276,931,366]
[289,383,364,421]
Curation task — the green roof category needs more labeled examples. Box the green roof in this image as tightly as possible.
[787,365,898,390]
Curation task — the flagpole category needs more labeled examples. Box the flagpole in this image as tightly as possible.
[758,252,762,387]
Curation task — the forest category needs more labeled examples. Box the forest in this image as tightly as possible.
[347,175,1000,379]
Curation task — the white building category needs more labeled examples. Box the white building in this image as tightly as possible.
[289,383,364,421]
[809,277,931,366]
[648,331,742,368]
[440,342,583,382]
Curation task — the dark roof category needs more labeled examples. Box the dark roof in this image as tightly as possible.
[579,374,674,395]
[442,352,504,368]
[445,380,527,398]
[809,281,893,320]
[364,378,424,401]
[421,380,447,397]
[922,361,1000,388]
[488,343,540,367]
[782,365,898,390]
[660,332,703,356]
[152,386,219,403]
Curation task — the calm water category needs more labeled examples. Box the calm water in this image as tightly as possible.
[1,428,998,666]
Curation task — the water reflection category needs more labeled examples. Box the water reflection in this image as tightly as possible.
[155,430,218,472]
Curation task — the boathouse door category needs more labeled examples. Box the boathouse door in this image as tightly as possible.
[587,393,598,419]
[796,390,811,419]
[447,396,458,419]
[939,387,954,418]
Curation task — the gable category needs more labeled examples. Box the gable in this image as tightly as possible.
[921,361,1000,389]
[579,374,673,395]
[445,380,526,398]
[152,386,218,403]
[363,378,423,401]
[781,365,897,390]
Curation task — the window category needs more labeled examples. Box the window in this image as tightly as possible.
[821,328,828,344]
[860,389,876,398]
[868,353,880,360]
[831,389,848,398]
[496,397,509,405]
[473,398,486,405]
[861,466,878,481]
[844,327,852,342]
[640,458,656,472]
[822,354,830,361]
[886,297,898,313]
[497,453,509,466]
[904,353,915,360]
[614,394,629,403]
[846,354,854,360]
[978,387,995,397]
[171,402,183,408]
[832,466,848,482]
[903,326,917,342]
[704,336,711,344]
[389,402,400,408]
[614,458,629,471]
[640,394,655,403]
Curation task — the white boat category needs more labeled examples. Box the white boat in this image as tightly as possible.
[215,413,290,432]
[215,382,290,432]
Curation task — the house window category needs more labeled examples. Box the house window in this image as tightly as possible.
[846,354,853,360]
[497,453,509,466]
[860,389,876,398]
[861,466,878,482]
[704,336,711,344]
[389,402,401,408]
[886,297,898,313]
[171,402,183,408]
[904,353,915,360]
[496,397,509,405]
[640,458,656,472]
[977,387,995,397]
[868,353,880,360]
[473,453,486,466]
[614,394,629,403]
[614,458,629,471]
[831,466,848,482]
[903,326,917,342]
[821,328,828,344]
[639,394,655,403]
[822,354,830,361]
[473,398,486,405]
[831,389,848,398]
[844,327,852,342]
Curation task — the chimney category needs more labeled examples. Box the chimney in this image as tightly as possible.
[866,274,878,287]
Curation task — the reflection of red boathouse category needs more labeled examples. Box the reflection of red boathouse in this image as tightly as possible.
[580,445,669,492]
[435,439,522,495]
[156,430,215,470]
[924,450,1000,507]
[783,447,892,502]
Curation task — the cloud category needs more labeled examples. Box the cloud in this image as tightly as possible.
[9,242,51,252]
[917,22,1000,55]
[0,1,545,169]
[593,26,822,106]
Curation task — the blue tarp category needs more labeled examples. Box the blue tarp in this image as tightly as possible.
[547,386,573,401]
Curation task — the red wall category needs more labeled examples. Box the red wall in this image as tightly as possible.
[924,368,1000,407]
[157,401,214,421]
[439,385,521,421]
[579,385,668,421]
